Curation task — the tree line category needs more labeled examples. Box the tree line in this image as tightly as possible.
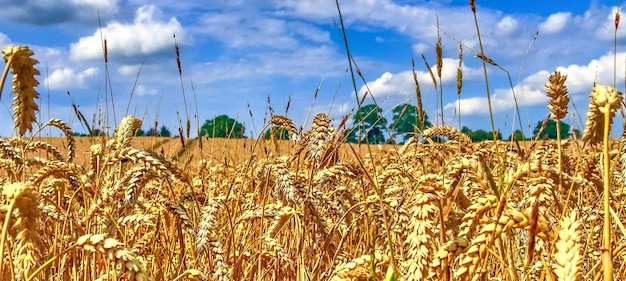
[74,105,578,142]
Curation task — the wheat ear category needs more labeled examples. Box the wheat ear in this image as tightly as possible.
[2,46,40,136]
[76,234,151,281]
[553,211,582,281]
[1,182,41,280]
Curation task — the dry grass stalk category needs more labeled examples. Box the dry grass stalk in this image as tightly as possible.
[2,46,40,136]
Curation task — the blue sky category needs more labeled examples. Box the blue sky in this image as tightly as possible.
[0,0,624,138]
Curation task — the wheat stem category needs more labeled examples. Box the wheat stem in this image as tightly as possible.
[601,107,613,281]
[0,55,14,100]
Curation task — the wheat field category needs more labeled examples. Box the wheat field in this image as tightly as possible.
[3,5,626,280]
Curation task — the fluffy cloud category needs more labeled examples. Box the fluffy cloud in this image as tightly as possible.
[134,85,158,96]
[444,51,626,116]
[444,85,547,116]
[44,67,99,90]
[539,12,571,34]
[0,33,11,49]
[360,58,482,98]
[494,16,519,37]
[70,5,186,61]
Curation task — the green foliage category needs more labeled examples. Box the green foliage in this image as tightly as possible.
[461,126,502,142]
[73,129,104,137]
[145,126,172,137]
[347,104,387,144]
[507,129,526,141]
[264,126,290,140]
[390,103,432,142]
[532,119,571,140]
[201,115,245,138]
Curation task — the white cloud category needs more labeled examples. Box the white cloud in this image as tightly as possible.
[360,58,482,98]
[444,85,547,115]
[70,5,186,61]
[134,85,158,96]
[595,7,626,40]
[444,51,626,116]
[45,67,99,90]
[0,33,11,48]
[118,64,142,76]
[539,12,571,34]
[412,43,429,54]
[494,16,519,37]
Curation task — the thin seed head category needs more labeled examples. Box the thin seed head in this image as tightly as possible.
[457,44,463,96]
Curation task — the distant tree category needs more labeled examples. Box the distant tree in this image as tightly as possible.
[391,103,432,142]
[462,126,502,142]
[347,104,387,144]
[145,125,172,137]
[533,119,571,139]
[201,115,245,138]
[73,129,104,137]
[159,125,172,137]
[134,128,145,136]
[507,129,526,141]
[264,126,290,140]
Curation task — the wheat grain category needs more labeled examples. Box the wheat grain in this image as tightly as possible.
[583,84,623,145]
[2,182,41,280]
[2,46,40,136]
[545,71,570,120]
[553,210,583,281]
[76,233,151,281]
[268,115,298,139]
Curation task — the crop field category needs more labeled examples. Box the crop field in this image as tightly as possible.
[3,2,626,281]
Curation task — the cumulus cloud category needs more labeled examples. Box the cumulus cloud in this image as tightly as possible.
[360,58,482,98]
[70,5,186,61]
[444,51,626,116]
[134,85,158,96]
[494,16,519,37]
[44,67,99,90]
[0,33,11,48]
[539,12,571,34]
[595,6,626,40]
[444,85,547,116]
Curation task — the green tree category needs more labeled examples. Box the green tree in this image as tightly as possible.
[462,126,502,142]
[390,103,432,142]
[347,104,387,144]
[134,128,145,136]
[507,129,526,141]
[532,119,571,140]
[201,115,245,138]
[264,126,290,140]
[146,126,171,137]
[159,125,172,137]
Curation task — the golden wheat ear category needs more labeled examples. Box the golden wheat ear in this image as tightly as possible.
[1,46,40,136]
